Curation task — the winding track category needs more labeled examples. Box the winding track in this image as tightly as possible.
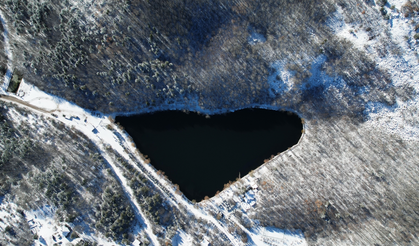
[0,93,242,245]
[0,9,13,92]
[0,94,53,113]
[0,93,163,245]
[0,8,241,245]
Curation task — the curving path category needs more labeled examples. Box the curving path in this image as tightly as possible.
[0,93,242,245]
[0,94,53,113]
[0,9,13,92]
[0,9,242,242]
[0,94,161,245]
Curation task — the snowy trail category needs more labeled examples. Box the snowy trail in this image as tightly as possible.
[0,1,417,245]
[0,95,54,114]
[0,9,13,92]
[0,95,161,245]
[102,119,242,245]
[0,76,313,245]
[5,78,245,244]
[0,79,243,245]
[95,148,161,246]
[0,85,243,245]
[130,157,241,245]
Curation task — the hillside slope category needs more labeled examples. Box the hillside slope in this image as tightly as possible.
[1,0,419,245]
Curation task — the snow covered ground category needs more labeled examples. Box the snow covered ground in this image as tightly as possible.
[3,63,309,246]
[1,0,419,245]
[25,204,136,246]
[0,198,118,246]
[324,0,419,141]
[0,196,20,233]
[248,227,307,246]
[268,0,419,142]
[25,205,74,246]
[267,61,296,96]
[356,0,419,141]
[364,25,419,140]
[248,32,266,45]
[2,79,161,245]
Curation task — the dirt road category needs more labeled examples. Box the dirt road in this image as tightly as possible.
[0,94,54,114]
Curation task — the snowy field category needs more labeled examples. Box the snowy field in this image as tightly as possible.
[334,0,419,141]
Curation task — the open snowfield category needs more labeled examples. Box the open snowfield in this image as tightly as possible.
[330,0,419,141]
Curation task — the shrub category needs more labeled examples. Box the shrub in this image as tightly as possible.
[376,0,388,7]
[414,33,419,39]
[380,7,387,16]
[70,232,79,239]
[66,213,78,223]
[0,65,6,76]
[7,73,22,93]
[402,1,419,17]
[241,234,248,243]
[4,225,16,236]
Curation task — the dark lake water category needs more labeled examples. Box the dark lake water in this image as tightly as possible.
[116,109,302,201]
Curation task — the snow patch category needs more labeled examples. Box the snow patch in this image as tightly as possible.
[18,79,89,115]
[326,5,371,51]
[25,205,68,246]
[321,1,419,141]
[0,196,20,232]
[325,5,346,34]
[365,98,419,141]
[236,186,259,212]
[172,230,194,246]
[248,32,266,45]
[390,0,412,10]
[267,62,294,96]
[170,230,209,246]
[268,54,346,98]
[26,205,120,246]
[247,227,307,246]
[305,54,347,89]
[362,1,419,141]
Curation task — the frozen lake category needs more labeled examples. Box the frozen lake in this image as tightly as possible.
[116,109,302,201]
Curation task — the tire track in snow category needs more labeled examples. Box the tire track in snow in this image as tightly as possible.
[0,94,53,113]
[110,129,242,245]
[0,94,161,246]
[0,84,241,244]
[93,148,161,246]
[0,9,13,92]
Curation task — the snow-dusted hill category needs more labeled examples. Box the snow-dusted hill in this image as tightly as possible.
[1,0,419,245]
